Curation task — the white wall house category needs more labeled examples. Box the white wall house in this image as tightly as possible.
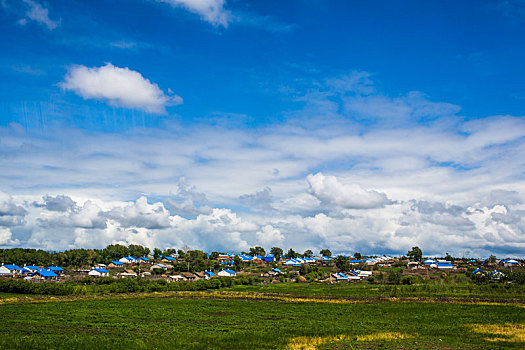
[217,269,237,277]
[88,268,110,277]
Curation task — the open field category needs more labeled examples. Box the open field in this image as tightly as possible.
[1,283,524,349]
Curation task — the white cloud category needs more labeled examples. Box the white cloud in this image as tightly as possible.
[307,173,393,209]
[156,0,230,27]
[60,63,182,114]
[256,224,284,247]
[3,70,525,256]
[0,227,20,246]
[19,0,60,30]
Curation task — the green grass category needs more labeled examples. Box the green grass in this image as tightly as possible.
[228,281,525,301]
[0,287,524,349]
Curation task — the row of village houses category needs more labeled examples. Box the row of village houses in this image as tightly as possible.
[0,254,520,281]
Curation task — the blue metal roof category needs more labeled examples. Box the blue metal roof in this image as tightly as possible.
[204,271,216,276]
[111,260,124,265]
[222,269,236,274]
[94,268,109,273]
[46,266,64,271]
[31,270,58,277]
[3,264,22,270]
[25,266,42,270]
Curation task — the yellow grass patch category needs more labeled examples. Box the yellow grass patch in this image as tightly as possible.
[287,332,414,349]
[467,323,525,343]
[356,332,414,341]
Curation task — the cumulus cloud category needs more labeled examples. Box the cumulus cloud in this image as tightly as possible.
[156,0,230,27]
[307,173,393,209]
[17,0,60,30]
[105,196,172,229]
[0,227,20,246]
[165,178,212,216]
[239,187,274,211]
[37,200,107,229]
[255,224,284,247]
[0,193,27,227]
[34,194,77,212]
[60,63,182,114]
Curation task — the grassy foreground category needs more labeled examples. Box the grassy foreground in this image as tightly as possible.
[1,284,524,349]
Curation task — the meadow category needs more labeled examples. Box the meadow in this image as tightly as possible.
[1,282,524,349]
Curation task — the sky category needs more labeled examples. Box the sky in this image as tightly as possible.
[0,0,524,258]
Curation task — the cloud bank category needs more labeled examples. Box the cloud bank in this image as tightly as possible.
[2,70,525,257]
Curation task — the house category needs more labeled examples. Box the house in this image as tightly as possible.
[218,269,237,277]
[268,268,283,276]
[118,269,137,278]
[355,270,373,278]
[407,262,420,269]
[24,266,43,273]
[437,261,454,269]
[346,271,362,280]
[238,254,253,262]
[169,274,185,282]
[161,255,176,262]
[137,257,150,263]
[194,272,207,279]
[108,261,124,268]
[472,268,485,275]
[284,259,303,266]
[500,259,519,267]
[151,263,169,271]
[423,259,436,268]
[204,271,217,279]
[46,266,65,275]
[263,254,275,262]
[88,268,110,277]
[490,270,506,280]
[119,256,136,264]
[180,272,198,281]
[0,264,24,275]
[332,272,349,281]
[30,270,58,280]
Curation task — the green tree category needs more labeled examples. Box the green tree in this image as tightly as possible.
[103,244,130,261]
[407,246,422,262]
[248,246,266,257]
[353,252,362,260]
[387,270,401,284]
[153,248,162,260]
[286,248,298,259]
[270,247,283,261]
[303,249,313,258]
[334,256,350,271]
[128,244,150,258]
[319,249,332,257]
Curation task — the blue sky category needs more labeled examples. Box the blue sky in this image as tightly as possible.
[0,0,524,257]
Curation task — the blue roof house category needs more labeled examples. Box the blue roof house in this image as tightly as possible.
[46,266,65,274]
[218,269,237,277]
[0,264,24,275]
[30,270,59,279]
[88,268,110,277]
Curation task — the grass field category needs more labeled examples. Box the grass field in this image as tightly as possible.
[1,283,524,349]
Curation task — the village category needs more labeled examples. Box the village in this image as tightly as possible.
[1,247,522,284]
